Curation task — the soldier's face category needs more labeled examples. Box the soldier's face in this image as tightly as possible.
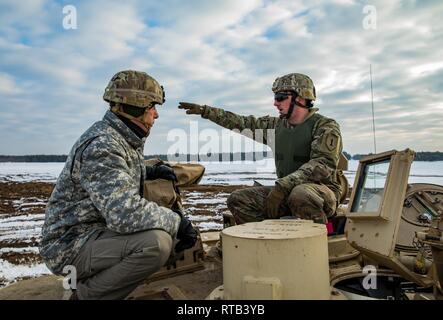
[274,92,292,117]
[142,106,159,128]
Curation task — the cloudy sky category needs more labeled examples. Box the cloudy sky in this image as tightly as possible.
[1,0,442,156]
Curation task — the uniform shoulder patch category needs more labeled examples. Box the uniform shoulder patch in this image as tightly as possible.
[324,132,339,151]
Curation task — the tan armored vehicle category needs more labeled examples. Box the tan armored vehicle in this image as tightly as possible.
[134,148,443,300]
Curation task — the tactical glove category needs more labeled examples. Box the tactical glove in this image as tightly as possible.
[265,185,286,219]
[175,216,198,252]
[145,164,178,182]
[178,102,206,115]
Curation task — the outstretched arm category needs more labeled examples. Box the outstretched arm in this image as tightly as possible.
[178,102,279,144]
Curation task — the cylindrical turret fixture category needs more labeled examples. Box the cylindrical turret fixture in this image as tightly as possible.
[221,220,330,300]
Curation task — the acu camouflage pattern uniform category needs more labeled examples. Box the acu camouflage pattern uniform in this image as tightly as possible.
[201,74,343,224]
[40,71,180,299]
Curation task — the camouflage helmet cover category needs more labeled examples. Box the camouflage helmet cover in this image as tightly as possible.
[103,70,165,108]
[272,73,316,100]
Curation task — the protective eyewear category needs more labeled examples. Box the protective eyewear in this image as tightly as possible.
[274,92,291,102]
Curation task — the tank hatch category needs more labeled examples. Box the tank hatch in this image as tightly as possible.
[344,149,434,287]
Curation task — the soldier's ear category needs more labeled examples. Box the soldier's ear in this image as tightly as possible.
[296,96,306,105]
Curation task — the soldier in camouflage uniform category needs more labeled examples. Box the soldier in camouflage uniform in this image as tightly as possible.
[39,70,197,300]
[179,73,343,224]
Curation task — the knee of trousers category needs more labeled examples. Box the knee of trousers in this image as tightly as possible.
[131,229,173,269]
[227,189,244,211]
[287,185,314,207]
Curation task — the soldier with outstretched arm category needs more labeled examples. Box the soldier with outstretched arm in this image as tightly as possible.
[40,70,197,300]
[178,73,343,225]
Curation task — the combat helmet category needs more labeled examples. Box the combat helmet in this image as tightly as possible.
[103,70,165,108]
[272,73,316,101]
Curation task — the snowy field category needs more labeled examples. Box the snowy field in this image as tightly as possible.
[1,159,443,185]
[1,160,443,287]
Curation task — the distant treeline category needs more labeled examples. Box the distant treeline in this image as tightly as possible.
[0,155,69,162]
[0,152,271,163]
[1,151,443,162]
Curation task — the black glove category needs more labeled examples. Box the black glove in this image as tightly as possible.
[145,164,178,182]
[175,216,198,253]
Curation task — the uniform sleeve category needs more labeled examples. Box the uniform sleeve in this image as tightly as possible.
[202,106,279,145]
[275,118,342,195]
[79,137,180,237]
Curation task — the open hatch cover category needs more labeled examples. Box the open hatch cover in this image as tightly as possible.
[344,149,434,287]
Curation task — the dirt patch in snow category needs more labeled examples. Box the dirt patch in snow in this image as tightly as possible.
[1,251,42,265]
[0,239,40,251]
[0,182,53,216]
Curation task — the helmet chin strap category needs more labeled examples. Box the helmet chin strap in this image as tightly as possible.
[284,95,296,119]
[281,94,307,119]
[111,104,151,134]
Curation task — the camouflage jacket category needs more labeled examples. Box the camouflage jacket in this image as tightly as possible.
[39,110,180,275]
[201,106,343,199]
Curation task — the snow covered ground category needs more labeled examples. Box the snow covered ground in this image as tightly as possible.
[0,162,65,183]
[1,159,443,287]
[0,204,51,285]
[1,159,443,185]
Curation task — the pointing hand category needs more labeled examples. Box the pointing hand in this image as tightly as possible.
[178,102,206,115]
